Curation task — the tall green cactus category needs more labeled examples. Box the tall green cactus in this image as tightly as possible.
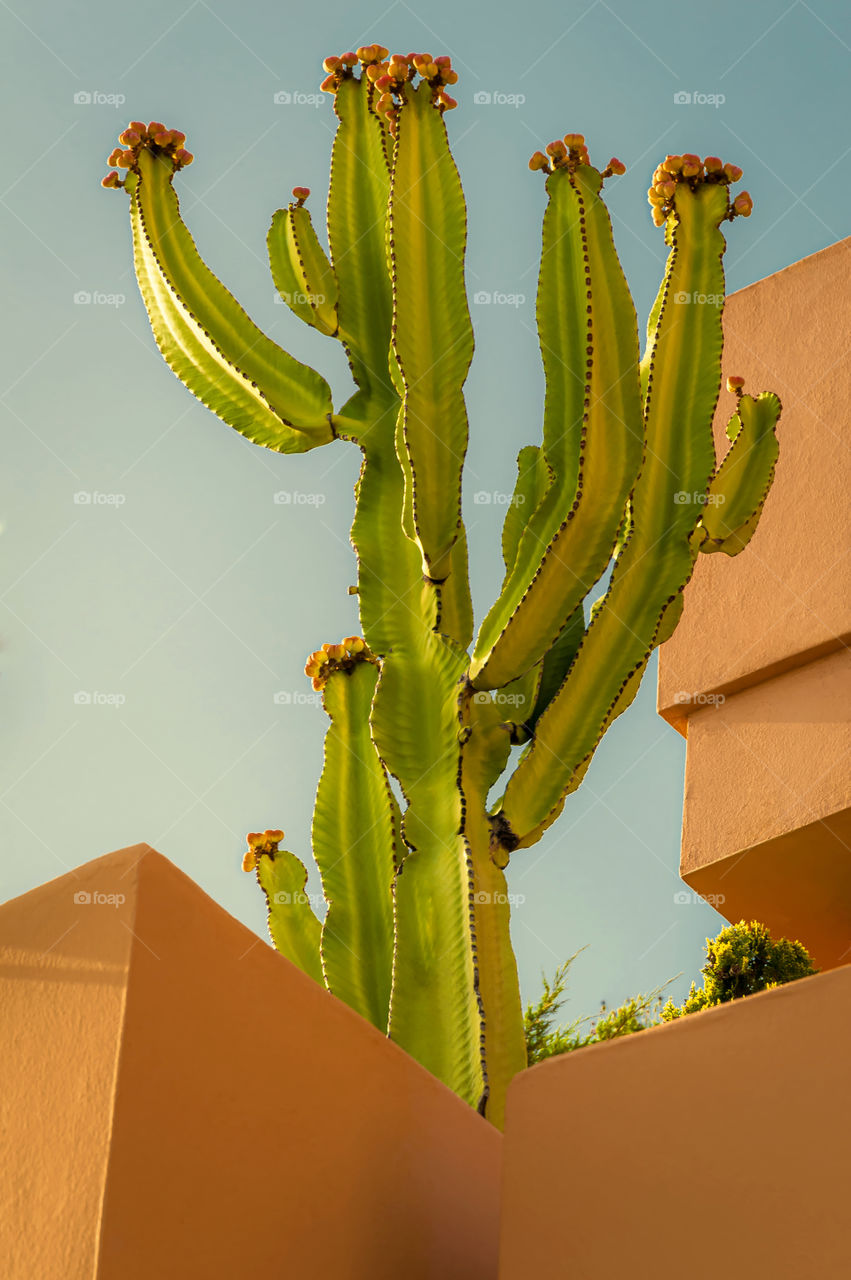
[103,47,780,1128]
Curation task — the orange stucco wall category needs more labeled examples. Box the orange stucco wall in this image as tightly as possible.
[1,846,501,1280]
[657,238,851,961]
[658,236,851,726]
[500,964,851,1279]
[0,851,137,1280]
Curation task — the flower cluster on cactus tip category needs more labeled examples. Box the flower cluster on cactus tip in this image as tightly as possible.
[646,154,751,226]
[528,134,625,180]
[101,121,193,190]
[320,46,458,136]
[241,828,285,872]
[304,635,376,690]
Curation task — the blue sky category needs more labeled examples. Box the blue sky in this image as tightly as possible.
[2,0,849,1021]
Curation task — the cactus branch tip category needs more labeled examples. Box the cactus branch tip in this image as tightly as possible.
[242,828,286,871]
[101,121,193,190]
[647,153,748,228]
[320,44,458,135]
[304,635,376,689]
[529,132,600,177]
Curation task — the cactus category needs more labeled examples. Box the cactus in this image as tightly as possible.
[103,49,781,1128]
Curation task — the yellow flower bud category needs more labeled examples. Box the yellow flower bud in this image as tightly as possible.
[606,157,626,175]
[704,155,723,173]
[723,163,743,183]
[528,151,549,171]
[733,191,753,217]
[726,375,745,393]
[241,849,256,872]
[563,132,585,148]
[265,829,285,843]
[323,56,341,72]
[651,206,667,226]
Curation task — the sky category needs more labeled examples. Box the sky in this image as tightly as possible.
[2,0,849,1024]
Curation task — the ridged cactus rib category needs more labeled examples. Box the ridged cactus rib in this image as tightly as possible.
[248,833,324,985]
[460,691,526,1129]
[374,629,483,1106]
[499,167,735,848]
[267,194,339,337]
[697,389,781,554]
[389,82,474,582]
[106,89,778,1131]
[126,148,334,448]
[312,654,397,1030]
[501,445,549,575]
[327,76,395,406]
[471,148,643,690]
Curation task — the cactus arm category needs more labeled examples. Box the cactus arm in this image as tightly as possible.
[370,628,483,1107]
[312,657,397,1030]
[500,445,551,575]
[460,691,526,1128]
[696,390,782,555]
[436,526,475,649]
[527,603,586,729]
[327,75,396,407]
[498,170,736,849]
[254,845,324,984]
[124,149,334,450]
[267,198,339,336]
[389,82,474,581]
[470,152,643,690]
[351,425,438,657]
